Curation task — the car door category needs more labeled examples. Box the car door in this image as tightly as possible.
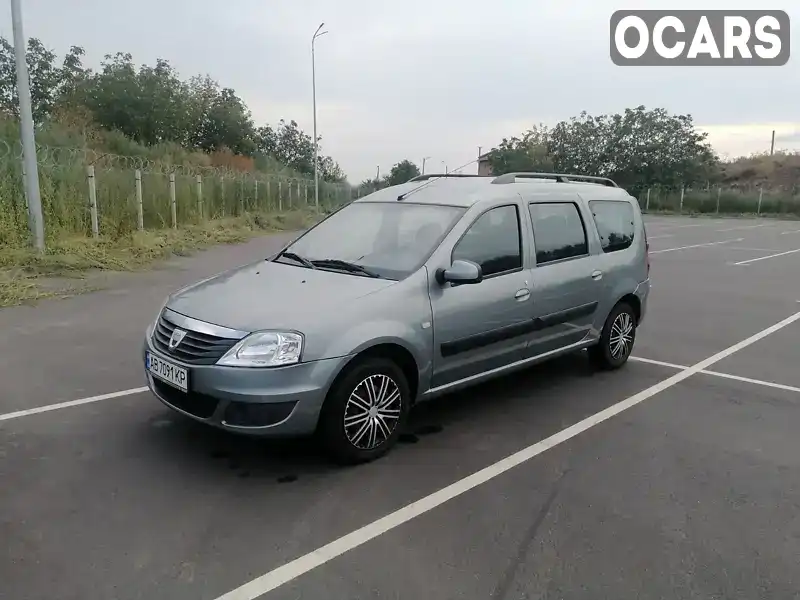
[524,198,602,357]
[583,197,644,317]
[428,202,533,390]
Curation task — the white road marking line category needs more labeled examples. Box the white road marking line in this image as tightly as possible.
[649,238,743,254]
[9,354,797,426]
[733,247,800,266]
[0,387,148,422]
[645,234,674,240]
[725,247,777,252]
[780,229,800,235]
[646,223,709,231]
[212,311,800,600]
[715,223,768,232]
[630,357,800,395]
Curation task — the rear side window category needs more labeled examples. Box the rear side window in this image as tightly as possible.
[589,200,635,253]
[528,202,588,265]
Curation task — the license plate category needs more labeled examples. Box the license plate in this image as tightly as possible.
[146,351,188,392]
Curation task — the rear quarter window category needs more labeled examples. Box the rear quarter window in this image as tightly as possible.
[588,200,635,253]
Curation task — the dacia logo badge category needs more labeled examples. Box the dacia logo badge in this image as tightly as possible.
[168,328,187,351]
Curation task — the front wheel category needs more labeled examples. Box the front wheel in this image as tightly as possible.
[589,302,637,370]
[317,357,410,465]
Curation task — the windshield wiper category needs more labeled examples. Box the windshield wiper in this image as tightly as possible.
[310,259,381,278]
[275,251,315,269]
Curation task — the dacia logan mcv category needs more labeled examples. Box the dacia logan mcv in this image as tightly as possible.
[143,172,651,463]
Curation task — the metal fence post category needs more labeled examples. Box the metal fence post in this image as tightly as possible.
[254,179,259,210]
[645,187,651,211]
[304,183,308,206]
[196,174,203,220]
[679,186,685,214]
[169,173,177,229]
[239,177,245,215]
[716,187,721,213]
[87,165,99,238]
[220,176,225,216]
[134,169,143,231]
[296,181,301,209]
[278,181,283,211]
[267,181,272,209]
[757,187,764,215]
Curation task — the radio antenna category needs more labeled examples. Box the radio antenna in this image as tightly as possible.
[396,157,482,201]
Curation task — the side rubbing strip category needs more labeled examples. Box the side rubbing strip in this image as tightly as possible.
[439,301,598,357]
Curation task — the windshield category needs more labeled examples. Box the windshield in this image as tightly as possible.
[278,201,465,280]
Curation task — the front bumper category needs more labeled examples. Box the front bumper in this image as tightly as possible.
[143,335,350,436]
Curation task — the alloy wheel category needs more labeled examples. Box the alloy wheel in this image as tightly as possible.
[343,374,402,450]
[609,312,634,360]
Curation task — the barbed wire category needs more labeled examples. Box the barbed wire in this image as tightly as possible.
[1,140,797,194]
[0,140,352,188]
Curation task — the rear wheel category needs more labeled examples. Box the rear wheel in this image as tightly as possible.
[589,301,637,370]
[317,357,410,464]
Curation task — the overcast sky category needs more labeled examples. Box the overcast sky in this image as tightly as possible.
[2,0,797,182]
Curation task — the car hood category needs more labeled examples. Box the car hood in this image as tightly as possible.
[166,260,397,333]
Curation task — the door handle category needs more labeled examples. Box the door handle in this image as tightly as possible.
[591,270,603,280]
[514,288,531,301]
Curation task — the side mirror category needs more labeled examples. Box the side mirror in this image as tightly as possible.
[436,259,483,286]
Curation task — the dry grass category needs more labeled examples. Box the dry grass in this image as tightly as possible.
[0,209,320,308]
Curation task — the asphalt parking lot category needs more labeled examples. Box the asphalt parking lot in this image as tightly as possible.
[2,214,800,600]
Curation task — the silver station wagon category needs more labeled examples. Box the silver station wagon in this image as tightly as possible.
[143,172,651,463]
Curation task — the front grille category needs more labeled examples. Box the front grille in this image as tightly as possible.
[152,313,239,365]
[152,379,219,419]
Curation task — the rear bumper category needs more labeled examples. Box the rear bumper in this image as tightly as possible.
[142,334,350,436]
[634,277,651,325]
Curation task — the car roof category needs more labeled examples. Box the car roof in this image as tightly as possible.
[352,175,634,209]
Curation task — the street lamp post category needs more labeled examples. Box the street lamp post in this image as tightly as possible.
[311,22,328,212]
[11,0,44,252]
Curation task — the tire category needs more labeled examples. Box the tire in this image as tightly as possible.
[317,357,410,465]
[589,301,637,370]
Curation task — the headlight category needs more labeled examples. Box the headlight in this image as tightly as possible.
[216,331,303,368]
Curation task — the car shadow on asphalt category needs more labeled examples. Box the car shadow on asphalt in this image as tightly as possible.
[140,350,599,483]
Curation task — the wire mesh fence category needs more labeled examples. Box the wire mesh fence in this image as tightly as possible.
[0,140,354,245]
[634,183,800,217]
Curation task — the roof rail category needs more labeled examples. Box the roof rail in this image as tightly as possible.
[407,173,490,183]
[491,172,618,187]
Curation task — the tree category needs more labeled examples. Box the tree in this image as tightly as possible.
[0,35,348,181]
[484,107,719,192]
[548,106,718,191]
[256,119,344,182]
[196,87,256,155]
[385,159,420,185]
[0,37,88,123]
[260,119,316,174]
[485,124,554,175]
[319,154,346,182]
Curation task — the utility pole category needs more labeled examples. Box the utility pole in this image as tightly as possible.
[477,146,482,174]
[311,23,328,212]
[770,130,775,156]
[421,156,430,175]
[11,0,44,252]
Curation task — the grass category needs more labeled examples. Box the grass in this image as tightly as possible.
[0,209,321,308]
